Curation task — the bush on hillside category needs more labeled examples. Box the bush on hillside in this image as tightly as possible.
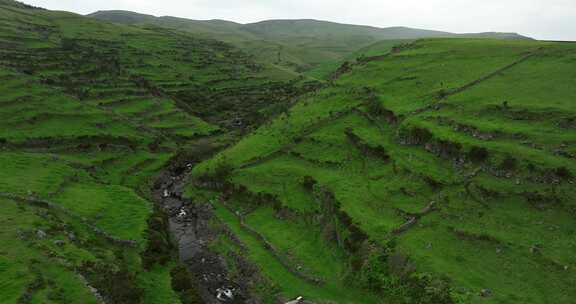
[213,158,234,180]
[60,38,78,51]
[357,242,455,304]
[170,265,203,304]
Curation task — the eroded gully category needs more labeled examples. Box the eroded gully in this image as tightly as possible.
[152,161,248,304]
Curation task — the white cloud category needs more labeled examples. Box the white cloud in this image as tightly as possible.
[23,0,576,40]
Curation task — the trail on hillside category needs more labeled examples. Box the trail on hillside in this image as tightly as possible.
[441,48,543,100]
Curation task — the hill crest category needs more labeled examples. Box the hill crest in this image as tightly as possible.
[87,10,529,40]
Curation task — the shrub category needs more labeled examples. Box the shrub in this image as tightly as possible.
[82,261,144,304]
[213,158,234,180]
[437,89,449,99]
[499,156,517,170]
[554,167,572,179]
[468,146,489,163]
[142,211,173,270]
[366,94,386,116]
[60,38,78,51]
[170,265,203,304]
[358,245,455,303]
[301,175,317,191]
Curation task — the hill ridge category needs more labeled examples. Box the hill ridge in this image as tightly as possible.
[87,10,530,75]
[88,10,528,38]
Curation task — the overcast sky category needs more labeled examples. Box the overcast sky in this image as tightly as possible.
[24,0,576,40]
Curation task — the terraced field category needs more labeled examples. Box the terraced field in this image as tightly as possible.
[2,0,575,303]
[191,38,576,303]
[0,1,308,303]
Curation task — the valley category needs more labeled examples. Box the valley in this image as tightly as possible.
[0,1,575,304]
[88,10,530,77]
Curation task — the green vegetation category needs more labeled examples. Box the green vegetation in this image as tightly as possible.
[305,39,413,80]
[192,38,576,303]
[0,0,304,302]
[1,0,574,303]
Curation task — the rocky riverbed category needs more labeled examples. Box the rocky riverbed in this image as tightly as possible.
[152,162,248,304]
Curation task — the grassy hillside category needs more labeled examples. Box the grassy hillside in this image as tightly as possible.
[305,39,414,79]
[88,10,255,43]
[191,38,576,303]
[0,1,306,303]
[88,11,530,77]
[2,0,574,303]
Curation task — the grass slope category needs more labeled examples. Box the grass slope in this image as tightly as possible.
[192,38,576,303]
[0,1,304,302]
[305,39,413,80]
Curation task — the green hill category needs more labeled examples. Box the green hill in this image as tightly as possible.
[305,39,415,79]
[2,1,575,304]
[191,38,576,303]
[88,10,253,42]
[0,1,306,303]
[88,10,530,76]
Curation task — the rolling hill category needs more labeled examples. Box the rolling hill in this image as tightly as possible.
[88,10,530,75]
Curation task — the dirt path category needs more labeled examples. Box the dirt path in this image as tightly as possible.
[442,48,542,100]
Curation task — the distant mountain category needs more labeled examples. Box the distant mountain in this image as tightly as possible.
[88,10,531,75]
[242,20,528,40]
[88,10,156,24]
[88,10,254,41]
[241,20,450,40]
